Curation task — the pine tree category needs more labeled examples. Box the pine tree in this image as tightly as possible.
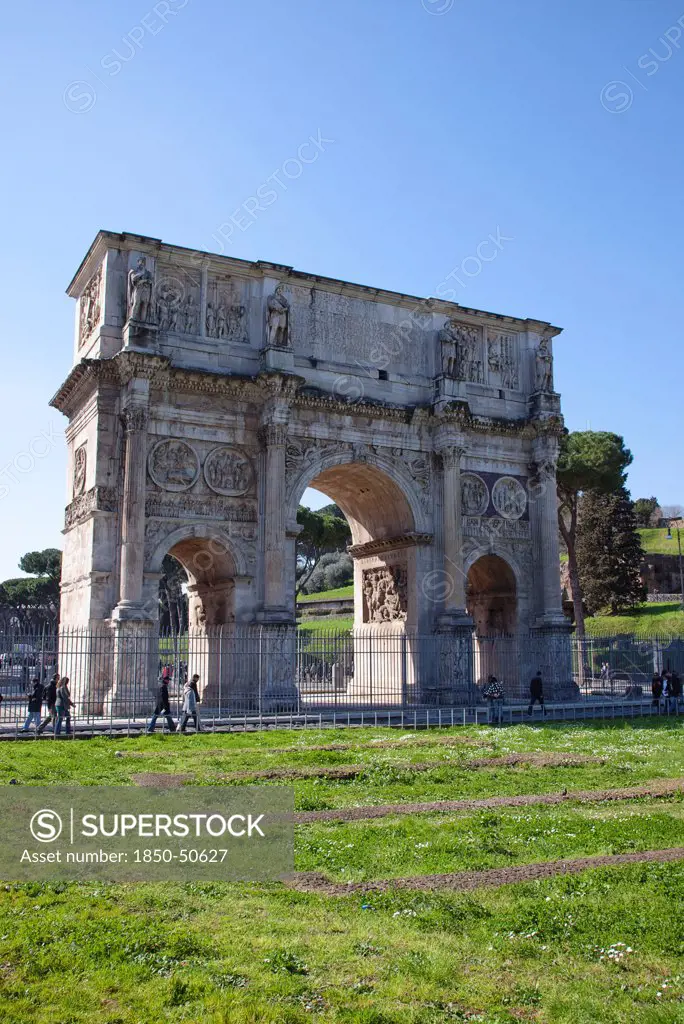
[576,487,644,615]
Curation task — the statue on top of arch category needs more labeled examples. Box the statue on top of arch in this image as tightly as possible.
[266,284,290,348]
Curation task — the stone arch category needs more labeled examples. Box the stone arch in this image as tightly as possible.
[147,523,250,579]
[287,448,429,541]
[147,523,255,631]
[465,551,518,636]
[288,450,434,634]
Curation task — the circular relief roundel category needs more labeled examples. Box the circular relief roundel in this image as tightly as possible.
[203,446,254,496]
[148,439,200,492]
[492,476,527,520]
[460,473,489,516]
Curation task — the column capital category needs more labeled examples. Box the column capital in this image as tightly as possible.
[259,423,288,447]
[531,433,560,467]
[438,445,466,470]
[433,424,467,459]
[121,404,148,433]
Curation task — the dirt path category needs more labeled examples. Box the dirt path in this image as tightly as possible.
[288,846,684,895]
[216,752,603,782]
[294,778,684,823]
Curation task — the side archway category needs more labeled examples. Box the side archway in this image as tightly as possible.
[466,553,518,636]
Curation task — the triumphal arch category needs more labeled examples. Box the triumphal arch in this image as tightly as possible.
[51,231,571,712]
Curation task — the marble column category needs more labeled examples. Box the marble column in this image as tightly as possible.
[114,404,149,617]
[108,396,154,716]
[260,422,293,623]
[529,436,574,700]
[433,442,474,704]
[531,438,565,626]
[437,445,471,627]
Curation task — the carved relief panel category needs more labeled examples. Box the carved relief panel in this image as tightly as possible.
[362,564,408,623]
[203,446,254,496]
[486,331,519,390]
[73,444,87,497]
[148,439,200,492]
[206,273,248,343]
[155,264,201,334]
[461,473,489,516]
[79,266,102,345]
[491,476,527,520]
[440,321,485,383]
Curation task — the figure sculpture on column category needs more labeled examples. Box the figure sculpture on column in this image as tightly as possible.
[127,257,154,323]
[535,337,554,392]
[439,318,459,377]
[267,284,290,348]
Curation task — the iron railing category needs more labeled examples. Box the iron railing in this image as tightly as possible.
[0,627,681,733]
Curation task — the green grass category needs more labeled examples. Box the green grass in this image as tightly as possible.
[638,527,683,556]
[297,616,354,634]
[1,720,684,1022]
[298,586,354,604]
[585,601,684,638]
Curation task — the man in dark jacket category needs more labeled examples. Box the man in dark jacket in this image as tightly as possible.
[527,671,546,716]
[36,673,59,734]
[146,675,177,734]
[22,676,44,731]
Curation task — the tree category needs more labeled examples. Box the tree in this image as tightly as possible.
[0,549,62,628]
[633,496,660,528]
[295,505,351,596]
[661,504,684,521]
[159,555,188,634]
[303,551,353,595]
[576,488,644,614]
[556,431,632,636]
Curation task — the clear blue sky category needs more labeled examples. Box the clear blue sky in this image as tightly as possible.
[1,0,682,581]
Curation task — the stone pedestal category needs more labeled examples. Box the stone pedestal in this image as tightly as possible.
[260,625,298,712]
[430,624,475,705]
[262,345,295,373]
[122,319,159,353]
[105,618,156,717]
[531,623,577,701]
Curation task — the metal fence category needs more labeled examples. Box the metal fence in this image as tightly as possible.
[0,627,681,734]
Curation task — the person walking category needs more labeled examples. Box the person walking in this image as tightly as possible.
[661,672,676,714]
[22,676,44,732]
[179,674,202,733]
[527,670,546,716]
[482,675,504,725]
[146,673,177,734]
[37,673,59,734]
[651,672,663,710]
[670,669,682,711]
[54,676,73,736]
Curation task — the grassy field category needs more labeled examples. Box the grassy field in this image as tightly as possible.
[298,616,354,634]
[638,528,682,556]
[0,719,684,1022]
[298,587,354,603]
[585,602,684,638]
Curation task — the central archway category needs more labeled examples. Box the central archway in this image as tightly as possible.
[293,456,430,704]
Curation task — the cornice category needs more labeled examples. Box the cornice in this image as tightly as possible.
[293,389,413,422]
[349,533,433,559]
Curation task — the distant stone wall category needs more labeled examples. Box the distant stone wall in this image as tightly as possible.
[297,597,354,618]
